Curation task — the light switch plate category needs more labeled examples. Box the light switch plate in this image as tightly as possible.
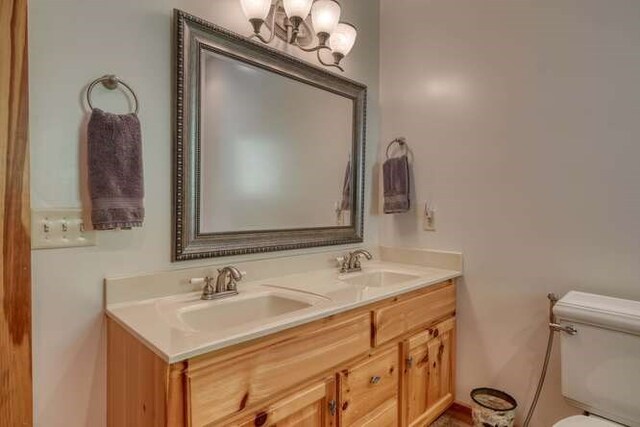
[32,209,96,249]
[422,202,436,231]
[424,211,436,231]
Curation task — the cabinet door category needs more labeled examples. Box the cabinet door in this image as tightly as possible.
[339,347,399,427]
[225,377,337,427]
[402,317,455,427]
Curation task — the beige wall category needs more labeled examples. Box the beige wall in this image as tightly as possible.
[29,1,379,425]
[380,0,640,425]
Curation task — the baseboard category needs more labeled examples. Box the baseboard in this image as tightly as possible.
[447,401,473,425]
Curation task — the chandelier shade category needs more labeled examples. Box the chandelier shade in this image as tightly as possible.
[282,0,313,19]
[329,22,357,56]
[311,0,342,36]
[240,0,271,20]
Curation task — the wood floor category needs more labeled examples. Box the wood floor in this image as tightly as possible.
[431,414,471,427]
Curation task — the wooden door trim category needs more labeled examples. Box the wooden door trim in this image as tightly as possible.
[0,0,32,425]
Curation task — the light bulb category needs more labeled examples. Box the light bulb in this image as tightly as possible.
[311,0,341,36]
[240,0,271,21]
[329,22,357,57]
[283,0,313,19]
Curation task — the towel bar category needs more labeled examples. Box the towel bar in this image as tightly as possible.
[386,137,408,159]
[86,74,139,114]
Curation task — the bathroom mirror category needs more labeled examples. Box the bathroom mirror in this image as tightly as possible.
[173,10,366,261]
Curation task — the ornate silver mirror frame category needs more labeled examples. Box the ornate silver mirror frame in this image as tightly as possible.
[173,10,367,261]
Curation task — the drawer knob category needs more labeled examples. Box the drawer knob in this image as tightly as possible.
[370,375,382,384]
[406,357,414,368]
[328,400,337,416]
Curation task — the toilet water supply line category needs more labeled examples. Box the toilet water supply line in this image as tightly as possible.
[523,293,578,427]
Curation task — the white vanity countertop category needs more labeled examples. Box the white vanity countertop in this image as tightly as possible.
[106,261,461,363]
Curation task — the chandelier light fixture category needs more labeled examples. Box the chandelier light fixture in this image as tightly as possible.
[239,0,357,72]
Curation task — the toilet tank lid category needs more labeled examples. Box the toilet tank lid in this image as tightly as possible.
[554,291,640,336]
[554,415,622,427]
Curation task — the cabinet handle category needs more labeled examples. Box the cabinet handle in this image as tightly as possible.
[406,357,414,368]
[370,375,382,384]
[328,400,337,416]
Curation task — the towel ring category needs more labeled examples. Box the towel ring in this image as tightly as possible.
[86,75,139,114]
[386,137,408,159]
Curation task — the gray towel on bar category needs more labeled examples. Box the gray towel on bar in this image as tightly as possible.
[340,160,351,211]
[383,155,410,214]
[88,108,144,230]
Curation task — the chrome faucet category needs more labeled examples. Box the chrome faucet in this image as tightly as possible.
[192,266,243,300]
[215,266,242,293]
[340,249,373,273]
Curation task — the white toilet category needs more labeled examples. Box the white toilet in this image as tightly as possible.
[552,291,640,427]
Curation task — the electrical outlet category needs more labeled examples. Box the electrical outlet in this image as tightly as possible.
[423,203,436,231]
[32,209,96,249]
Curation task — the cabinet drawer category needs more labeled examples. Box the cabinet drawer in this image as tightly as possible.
[223,377,336,427]
[373,282,455,346]
[339,346,399,427]
[187,313,370,427]
[352,399,398,427]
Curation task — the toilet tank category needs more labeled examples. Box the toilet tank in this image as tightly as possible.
[554,291,640,427]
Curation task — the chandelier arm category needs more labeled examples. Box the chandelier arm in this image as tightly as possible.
[243,0,344,72]
[251,31,275,44]
[264,2,278,43]
[293,40,330,53]
[316,49,344,72]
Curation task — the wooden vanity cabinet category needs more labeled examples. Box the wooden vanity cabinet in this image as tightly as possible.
[401,318,456,427]
[107,280,457,427]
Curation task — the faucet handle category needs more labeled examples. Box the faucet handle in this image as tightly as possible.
[190,276,216,299]
[189,276,214,286]
[337,254,351,273]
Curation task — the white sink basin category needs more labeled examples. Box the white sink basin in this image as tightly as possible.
[177,291,324,332]
[106,260,462,362]
[340,271,420,287]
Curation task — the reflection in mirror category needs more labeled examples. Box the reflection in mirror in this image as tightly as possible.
[199,50,353,232]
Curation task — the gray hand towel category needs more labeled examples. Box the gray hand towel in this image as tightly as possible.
[383,155,410,214]
[340,160,351,211]
[88,108,144,230]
